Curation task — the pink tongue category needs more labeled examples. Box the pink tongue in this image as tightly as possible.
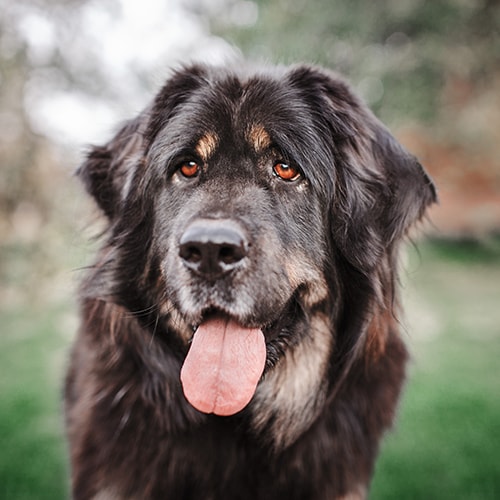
[180,317,266,416]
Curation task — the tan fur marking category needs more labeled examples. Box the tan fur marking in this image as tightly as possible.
[248,124,272,152]
[92,489,123,500]
[364,308,391,361]
[195,132,218,161]
[251,312,332,449]
[339,485,367,500]
[284,253,329,307]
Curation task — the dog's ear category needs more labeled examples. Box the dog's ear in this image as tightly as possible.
[370,122,437,246]
[334,114,437,273]
[77,115,147,219]
[289,66,436,272]
[77,65,208,219]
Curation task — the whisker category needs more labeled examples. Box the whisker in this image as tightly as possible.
[149,313,160,348]
[126,303,159,318]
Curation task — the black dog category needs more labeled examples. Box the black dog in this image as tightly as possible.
[65,63,436,499]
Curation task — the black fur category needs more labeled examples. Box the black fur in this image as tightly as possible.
[66,64,436,499]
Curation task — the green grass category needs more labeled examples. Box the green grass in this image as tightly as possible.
[371,240,500,499]
[0,305,70,500]
[0,239,499,499]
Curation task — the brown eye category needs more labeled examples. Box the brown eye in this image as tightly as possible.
[273,162,301,182]
[179,161,200,178]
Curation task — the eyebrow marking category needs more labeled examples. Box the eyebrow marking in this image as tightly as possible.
[195,132,218,161]
[248,124,272,153]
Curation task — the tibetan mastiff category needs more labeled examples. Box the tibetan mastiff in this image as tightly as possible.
[65,63,436,499]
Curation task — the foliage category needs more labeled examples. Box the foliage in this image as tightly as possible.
[207,0,500,127]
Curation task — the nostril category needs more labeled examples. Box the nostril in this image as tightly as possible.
[219,244,245,265]
[179,245,203,264]
[178,219,249,277]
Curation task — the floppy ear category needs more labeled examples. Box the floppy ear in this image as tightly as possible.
[287,65,436,271]
[77,64,208,219]
[371,122,437,246]
[77,115,147,220]
[292,66,437,272]
[332,114,437,272]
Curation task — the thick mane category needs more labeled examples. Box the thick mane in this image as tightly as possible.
[67,63,436,500]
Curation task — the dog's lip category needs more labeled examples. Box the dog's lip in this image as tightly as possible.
[187,287,300,342]
[190,309,264,336]
[188,308,283,346]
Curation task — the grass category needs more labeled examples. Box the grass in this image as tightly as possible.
[0,239,499,499]
[0,305,70,500]
[371,239,500,499]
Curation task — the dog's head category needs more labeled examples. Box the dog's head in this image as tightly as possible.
[78,64,436,421]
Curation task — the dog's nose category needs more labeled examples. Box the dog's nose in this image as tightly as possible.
[179,220,248,278]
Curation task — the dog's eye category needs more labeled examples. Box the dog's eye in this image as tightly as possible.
[179,161,200,178]
[273,162,301,182]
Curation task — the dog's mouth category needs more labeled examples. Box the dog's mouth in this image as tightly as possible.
[177,288,302,417]
[180,312,267,417]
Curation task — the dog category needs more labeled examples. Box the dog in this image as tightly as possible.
[65,63,436,499]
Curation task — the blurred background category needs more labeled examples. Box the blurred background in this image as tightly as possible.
[0,0,499,498]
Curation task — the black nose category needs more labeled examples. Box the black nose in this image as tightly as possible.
[179,219,248,278]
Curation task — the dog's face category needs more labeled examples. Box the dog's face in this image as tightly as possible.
[78,64,436,435]
[153,91,329,330]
